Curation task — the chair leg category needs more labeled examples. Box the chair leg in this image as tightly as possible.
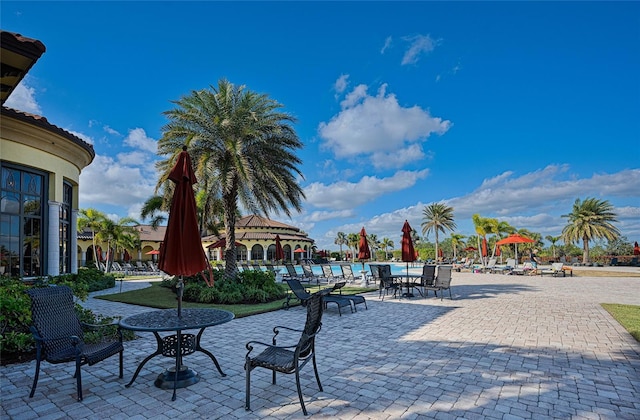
[119,350,124,378]
[312,353,323,392]
[29,358,41,398]
[295,369,308,416]
[245,361,251,410]
[75,357,83,401]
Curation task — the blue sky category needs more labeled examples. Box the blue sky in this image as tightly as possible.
[3,2,639,251]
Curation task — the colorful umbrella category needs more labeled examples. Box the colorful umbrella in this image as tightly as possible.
[274,235,284,261]
[482,238,488,258]
[438,248,444,259]
[634,241,640,256]
[145,249,160,255]
[496,233,535,267]
[158,147,212,317]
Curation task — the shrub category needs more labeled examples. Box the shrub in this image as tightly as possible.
[0,278,33,354]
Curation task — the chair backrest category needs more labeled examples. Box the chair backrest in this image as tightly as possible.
[264,263,276,273]
[369,264,380,279]
[379,264,392,278]
[27,286,84,358]
[422,264,436,286]
[486,258,496,268]
[252,264,262,271]
[551,263,564,271]
[321,264,333,278]
[301,263,315,278]
[297,292,324,358]
[285,279,312,301]
[505,258,516,267]
[285,263,299,277]
[340,264,355,280]
[434,266,452,288]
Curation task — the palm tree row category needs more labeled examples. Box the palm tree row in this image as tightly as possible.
[77,208,139,272]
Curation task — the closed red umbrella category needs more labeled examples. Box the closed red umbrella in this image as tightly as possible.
[123,250,131,262]
[358,227,371,270]
[495,245,501,257]
[634,241,640,256]
[401,220,416,274]
[438,248,444,259]
[482,238,488,257]
[158,147,213,317]
[96,246,103,262]
[275,235,285,261]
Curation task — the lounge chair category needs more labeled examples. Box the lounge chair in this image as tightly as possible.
[511,262,536,275]
[283,263,302,280]
[301,263,322,286]
[329,281,367,312]
[245,291,324,416]
[339,264,360,284]
[423,265,453,301]
[284,279,351,315]
[539,262,571,277]
[26,285,124,401]
[320,264,343,283]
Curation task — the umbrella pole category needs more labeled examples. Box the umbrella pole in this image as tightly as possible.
[177,276,184,318]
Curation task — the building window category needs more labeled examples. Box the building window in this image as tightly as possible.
[59,182,72,274]
[1,165,47,277]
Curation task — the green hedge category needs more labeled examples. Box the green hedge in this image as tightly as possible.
[161,269,287,304]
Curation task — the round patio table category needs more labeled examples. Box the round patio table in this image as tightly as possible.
[119,308,234,401]
[392,274,422,298]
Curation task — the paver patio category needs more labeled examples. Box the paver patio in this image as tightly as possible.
[2,271,639,419]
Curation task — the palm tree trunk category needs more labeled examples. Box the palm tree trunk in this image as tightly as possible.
[582,236,590,264]
[223,192,238,280]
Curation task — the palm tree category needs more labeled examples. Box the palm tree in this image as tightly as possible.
[471,214,493,267]
[450,233,466,261]
[140,195,167,229]
[545,235,562,259]
[381,237,394,260]
[334,232,347,261]
[562,197,620,264]
[77,208,108,267]
[347,232,360,262]
[421,203,457,262]
[95,216,139,272]
[157,79,305,280]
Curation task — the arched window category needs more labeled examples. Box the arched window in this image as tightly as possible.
[251,244,264,261]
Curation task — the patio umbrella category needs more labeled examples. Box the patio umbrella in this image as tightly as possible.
[123,250,131,262]
[496,233,535,267]
[438,248,444,259]
[158,147,212,317]
[274,235,284,262]
[401,220,416,276]
[482,238,488,258]
[464,246,477,252]
[358,227,371,271]
[145,249,160,255]
[634,241,640,256]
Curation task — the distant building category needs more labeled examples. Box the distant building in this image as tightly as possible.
[203,215,315,262]
[1,31,95,278]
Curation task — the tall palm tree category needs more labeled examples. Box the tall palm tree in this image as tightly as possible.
[157,79,305,280]
[471,214,493,267]
[562,197,620,264]
[334,232,347,261]
[421,203,456,262]
[77,208,108,267]
[140,195,167,229]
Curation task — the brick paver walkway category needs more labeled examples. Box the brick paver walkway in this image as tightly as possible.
[2,272,639,419]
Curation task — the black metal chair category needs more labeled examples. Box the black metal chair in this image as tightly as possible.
[330,281,367,312]
[419,264,437,297]
[374,264,399,300]
[423,265,453,301]
[245,291,325,415]
[26,285,124,401]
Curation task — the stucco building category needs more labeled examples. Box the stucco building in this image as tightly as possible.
[1,30,95,278]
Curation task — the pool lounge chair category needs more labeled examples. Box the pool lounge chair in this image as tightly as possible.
[539,263,572,277]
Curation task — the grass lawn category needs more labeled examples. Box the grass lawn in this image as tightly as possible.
[96,282,377,318]
[602,303,640,342]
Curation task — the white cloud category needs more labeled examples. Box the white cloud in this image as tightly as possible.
[304,209,356,223]
[334,74,349,96]
[371,144,427,169]
[79,154,157,209]
[4,79,42,114]
[318,83,451,161]
[304,169,429,210]
[401,34,439,66]
[124,128,157,153]
[104,125,120,136]
[381,36,392,54]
